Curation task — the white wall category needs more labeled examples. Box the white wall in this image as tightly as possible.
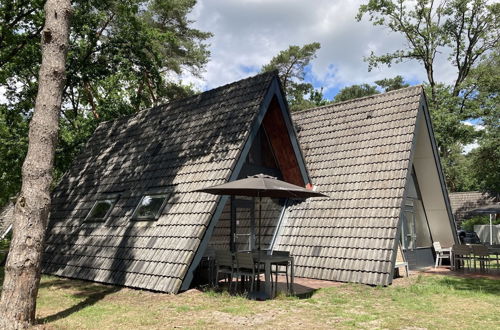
[474,224,500,244]
[412,107,456,247]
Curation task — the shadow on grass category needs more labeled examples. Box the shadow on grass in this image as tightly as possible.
[0,266,4,289]
[37,277,121,325]
[437,276,500,296]
[199,280,318,300]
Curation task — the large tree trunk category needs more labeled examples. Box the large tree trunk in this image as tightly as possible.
[0,0,71,328]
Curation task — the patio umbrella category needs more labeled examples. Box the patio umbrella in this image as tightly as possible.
[195,174,327,297]
[196,174,327,252]
[468,205,500,245]
[196,173,327,199]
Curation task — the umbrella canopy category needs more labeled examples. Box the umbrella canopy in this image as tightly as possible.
[468,205,500,215]
[195,174,328,198]
[468,204,499,245]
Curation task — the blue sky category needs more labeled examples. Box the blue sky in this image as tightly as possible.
[184,0,458,100]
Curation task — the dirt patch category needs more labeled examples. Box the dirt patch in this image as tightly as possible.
[210,310,282,327]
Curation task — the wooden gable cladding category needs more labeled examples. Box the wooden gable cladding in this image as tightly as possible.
[262,97,305,187]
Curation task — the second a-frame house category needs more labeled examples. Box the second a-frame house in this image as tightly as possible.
[42,71,311,293]
[273,86,458,285]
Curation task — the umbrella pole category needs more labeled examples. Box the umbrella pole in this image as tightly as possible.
[490,214,493,246]
[257,195,262,290]
[259,196,262,253]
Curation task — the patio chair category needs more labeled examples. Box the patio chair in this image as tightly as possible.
[433,242,450,268]
[271,250,292,295]
[214,250,235,289]
[470,244,491,272]
[452,244,473,271]
[234,252,264,292]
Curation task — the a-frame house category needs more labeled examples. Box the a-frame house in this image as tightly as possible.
[42,72,310,293]
[274,86,458,285]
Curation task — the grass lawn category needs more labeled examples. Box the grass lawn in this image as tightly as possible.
[1,267,498,329]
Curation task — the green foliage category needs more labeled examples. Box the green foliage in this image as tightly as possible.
[357,0,500,99]
[291,86,331,111]
[261,43,325,111]
[333,84,379,102]
[424,83,481,191]
[333,76,410,103]
[461,216,500,232]
[357,0,500,193]
[0,0,211,205]
[465,49,500,195]
[374,75,409,92]
[0,106,28,207]
[470,132,500,194]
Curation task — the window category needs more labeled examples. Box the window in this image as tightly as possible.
[132,194,168,220]
[85,199,115,222]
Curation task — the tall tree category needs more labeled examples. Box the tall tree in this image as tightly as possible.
[0,0,211,207]
[261,42,323,110]
[357,0,500,102]
[0,0,71,328]
[357,0,500,191]
[467,48,500,195]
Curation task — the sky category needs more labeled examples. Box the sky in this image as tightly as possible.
[184,0,459,99]
[0,1,482,151]
[182,0,482,153]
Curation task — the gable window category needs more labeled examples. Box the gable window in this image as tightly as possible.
[132,194,168,220]
[85,199,115,222]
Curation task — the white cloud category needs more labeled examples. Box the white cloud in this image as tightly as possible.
[0,86,7,104]
[461,121,484,154]
[187,0,458,96]
[463,142,479,154]
[463,120,485,131]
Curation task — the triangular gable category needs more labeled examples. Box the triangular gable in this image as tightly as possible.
[388,91,458,273]
[276,86,458,286]
[275,86,425,286]
[403,94,458,247]
[180,75,311,290]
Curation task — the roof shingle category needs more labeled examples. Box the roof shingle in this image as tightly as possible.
[274,86,423,286]
[43,72,276,292]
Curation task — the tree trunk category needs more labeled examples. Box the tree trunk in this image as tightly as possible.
[0,0,71,328]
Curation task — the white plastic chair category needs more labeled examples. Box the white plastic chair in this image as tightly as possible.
[433,242,450,268]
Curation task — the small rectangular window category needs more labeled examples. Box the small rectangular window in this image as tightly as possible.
[132,194,168,220]
[85,199,115,222]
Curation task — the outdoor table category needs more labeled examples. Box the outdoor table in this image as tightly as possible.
[488,246,500,267]
[254,252,294,298]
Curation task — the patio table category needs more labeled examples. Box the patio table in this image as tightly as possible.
[254,252,294,298]
[488,246,500,267]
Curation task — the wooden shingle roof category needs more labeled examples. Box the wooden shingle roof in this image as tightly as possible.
[449,191,497,225]
[42,72,277,293]
[274,86,423,286]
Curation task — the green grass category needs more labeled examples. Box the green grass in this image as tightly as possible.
[12,273,496,329]
[1,260,499,329]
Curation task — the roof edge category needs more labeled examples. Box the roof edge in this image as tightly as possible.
[293,85,424,117]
